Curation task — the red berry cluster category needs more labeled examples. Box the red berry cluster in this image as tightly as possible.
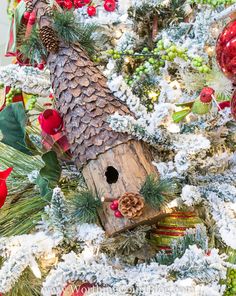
[110,199,123,218]
[56,0,90,9]
[23,10,36,25]
[56,0,117,17]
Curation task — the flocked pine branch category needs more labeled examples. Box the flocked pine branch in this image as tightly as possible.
[0,64,51,96]
[41,246,226,296]
[101,225,151,258]
[180,185,236,249]
[108,113,170,146]
[154,225,208,266]
[169,245,227,284]
[0,232,61,293]
[45,187,71,238]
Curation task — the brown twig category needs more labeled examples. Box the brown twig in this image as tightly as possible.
[152,15,158,41]
[101,196,118,203]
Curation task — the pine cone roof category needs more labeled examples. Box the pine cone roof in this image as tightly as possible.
[48,43,133,168]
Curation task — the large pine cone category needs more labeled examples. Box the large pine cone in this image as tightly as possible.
[39,26,59,53]
[118,192,145,219]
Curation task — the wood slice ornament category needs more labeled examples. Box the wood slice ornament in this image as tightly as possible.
[32,0,164,236]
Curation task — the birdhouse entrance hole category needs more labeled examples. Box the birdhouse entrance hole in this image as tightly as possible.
[105,166,119,184]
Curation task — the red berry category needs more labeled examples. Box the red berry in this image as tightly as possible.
[113,199,119,207]
[110,200,119,211]
[74,0,82,8]
[28,11,36,25]
[87,5,96,16]
[83,0,91,3]
[64,0,73,9]
[56,0,64,6]
[104,0,116,12]
[24,11,31,20]
[74,0,85,8]
[114,210,123,218]
[49,93,54,100]
[37,63,45,70]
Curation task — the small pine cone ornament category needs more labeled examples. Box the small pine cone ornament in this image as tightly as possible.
[26,1,34,12]
[118,192,145,219]
[39,26,59,53]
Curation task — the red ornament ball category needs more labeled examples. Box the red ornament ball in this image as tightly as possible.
[199,87,215,104]
[231,90,236,120]
[87,6,96,16]
[104,0,116,12]
[216,20,236,82]
[38,109,63,135]
[115,210,123,218]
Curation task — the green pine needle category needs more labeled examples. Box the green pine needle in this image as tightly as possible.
[53,10,97,55]
[6,268,41,296]
[0,194,47,236]
[70,190,101,224]
[140,175,179,209]
[20,26,47,64]
[101,225,151,257]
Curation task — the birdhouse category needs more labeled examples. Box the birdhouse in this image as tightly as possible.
[33,0,164,235]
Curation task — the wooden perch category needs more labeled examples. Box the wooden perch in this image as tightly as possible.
[152,15,158,41]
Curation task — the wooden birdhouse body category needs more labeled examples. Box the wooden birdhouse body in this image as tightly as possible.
[83,140,155,198]
[83,140,164,235]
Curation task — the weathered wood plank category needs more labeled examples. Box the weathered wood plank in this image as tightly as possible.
[83,140,165,236]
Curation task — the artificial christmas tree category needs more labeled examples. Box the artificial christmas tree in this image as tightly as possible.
[2,1,236,296]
